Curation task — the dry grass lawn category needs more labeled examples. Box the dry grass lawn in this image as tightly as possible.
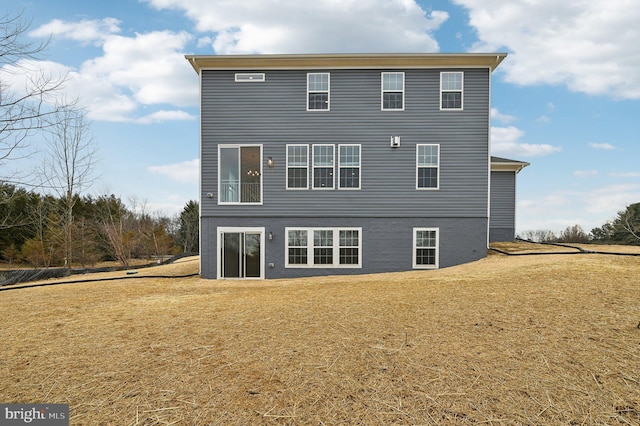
[1,248,639,425]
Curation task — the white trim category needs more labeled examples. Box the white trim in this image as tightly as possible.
[338,144,361,190]
[312,144,335,190]
[416,144,440,190]
[440,71,464,111]
[217,227,265,279]
[285,227,362,268]
[286,144,309,190]
[413,227,439,269]
[235,72,265,82]
[381,72,405,111]
[217,144,263,205]
[307,72,330,111]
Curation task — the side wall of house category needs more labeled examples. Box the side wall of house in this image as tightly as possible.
[489,171,516,242]
[200,67,492,278]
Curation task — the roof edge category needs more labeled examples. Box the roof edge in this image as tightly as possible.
[185,53,508,73]
[491,156,530,173]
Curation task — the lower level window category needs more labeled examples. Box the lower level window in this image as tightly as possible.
[286,227,361,268]
[413,228,439,269]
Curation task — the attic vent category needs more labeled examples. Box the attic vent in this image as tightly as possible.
[235,73,265,82]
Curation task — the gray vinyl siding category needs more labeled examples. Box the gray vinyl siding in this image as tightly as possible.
[201,217,487,279]
[489,171,516,242]
[201,68,490,219]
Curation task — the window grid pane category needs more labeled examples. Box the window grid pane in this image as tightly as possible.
[441,72,462,90]
[415,229,437,267]
[442,92,462,109]
[288,230,308,265]
[314,230,333,265]
[418,145,438,167]
[418,168,438,188]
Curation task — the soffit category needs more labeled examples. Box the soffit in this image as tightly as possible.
[185,53,507,73]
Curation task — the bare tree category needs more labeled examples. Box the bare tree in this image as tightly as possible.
[1,12,73,235]
[1,11,69,179]
[41,105,96,267]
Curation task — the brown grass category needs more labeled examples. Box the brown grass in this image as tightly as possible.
[1,250,639,425]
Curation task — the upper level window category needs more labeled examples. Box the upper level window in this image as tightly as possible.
[312,144,334,189]
[413,228,439,269]
[286,144,309,189]
[307,73,330,110]
[440,72,463,110]
[235,73,265,82]
[219,145,262,204]
[338,144,361,189]
[382,72,404,110]
[416,144,440,190]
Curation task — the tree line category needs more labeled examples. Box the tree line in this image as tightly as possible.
[0,184,199,268]
[519,203,640,245]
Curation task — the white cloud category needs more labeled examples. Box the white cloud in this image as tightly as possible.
[26,21,199,122]
[454,0,640,99]
[536,115,551,124]
[588,142,616,150]
[574,170,598,178]
[143,0,448,54]
[491,126,561,157]
[490,108,516,124]
[610,172,640,178]
[517,183,640,233]
[136,110,196,124]
[29,18,121,43]
[148,159,199,183]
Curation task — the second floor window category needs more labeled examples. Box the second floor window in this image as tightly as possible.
[441,72,463,110]
[416,144,440,190]
[286,145,309,189]
[382,72,404,110]
[308,73,330,110]
[312,144,334,189]
[338,144,361,189]
[219,145,262,204]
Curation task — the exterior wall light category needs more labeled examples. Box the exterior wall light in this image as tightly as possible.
[267,157,274,167]
[268,232,274,240]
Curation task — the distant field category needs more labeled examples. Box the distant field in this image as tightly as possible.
[1,248,639,425]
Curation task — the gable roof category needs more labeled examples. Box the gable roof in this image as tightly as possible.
[491,156,530,173]
[185,53,508,73]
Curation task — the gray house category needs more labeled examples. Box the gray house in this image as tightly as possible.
[185,53,527,279]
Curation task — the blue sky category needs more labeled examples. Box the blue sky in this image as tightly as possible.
[2,0,639,234]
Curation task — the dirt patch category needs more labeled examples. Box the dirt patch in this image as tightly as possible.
[1,254,639,424]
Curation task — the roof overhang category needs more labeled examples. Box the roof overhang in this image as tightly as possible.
[185,53,508,74]
[491,157,530,173]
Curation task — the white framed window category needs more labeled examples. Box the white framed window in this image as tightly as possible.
[286,144,309,189]
[235,73,265,82]
[416,144,440,190]
[413,228,439,269]
[312,144,334,189]
[218,145,262,204]
[440,72,463,110]
[307,73,330,110]
[338,144,361,190]
[381,72,404,110]
[286,228,362,268]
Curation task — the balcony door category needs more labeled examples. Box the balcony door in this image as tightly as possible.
[219,145,262,204]
[218,227,264,279]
